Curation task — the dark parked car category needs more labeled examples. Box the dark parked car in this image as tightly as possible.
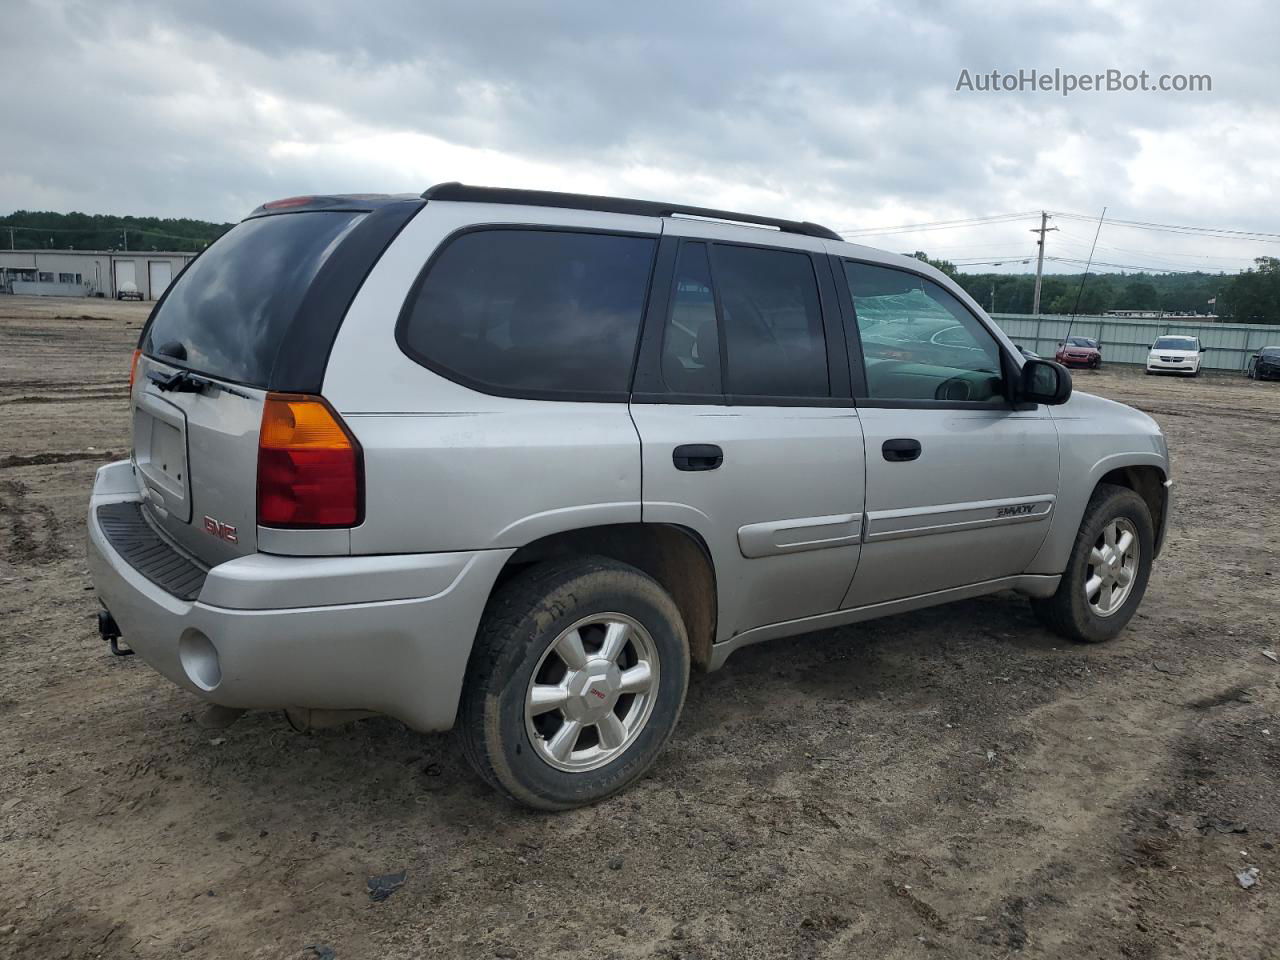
[1246,346,1280,381]
[1055,336,1102,369]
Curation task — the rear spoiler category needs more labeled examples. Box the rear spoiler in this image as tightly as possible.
[246,194,421,218]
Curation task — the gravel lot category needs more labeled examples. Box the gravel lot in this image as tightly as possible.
[1,295,1277,960]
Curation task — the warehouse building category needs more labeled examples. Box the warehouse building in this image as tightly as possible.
[0,250,194,300]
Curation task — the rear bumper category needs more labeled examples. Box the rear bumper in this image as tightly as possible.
[86,461,512,731]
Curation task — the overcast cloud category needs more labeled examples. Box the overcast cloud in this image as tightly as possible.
[3,0,1277,272]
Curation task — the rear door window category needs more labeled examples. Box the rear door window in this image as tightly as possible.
[712,245,829,399]
[142,211,366,387]
[660,242,721,395]
[398,229,657,399]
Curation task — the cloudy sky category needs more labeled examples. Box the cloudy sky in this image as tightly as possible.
[4,0,1278,272]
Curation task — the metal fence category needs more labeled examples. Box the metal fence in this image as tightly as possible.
[989,314,1280,372]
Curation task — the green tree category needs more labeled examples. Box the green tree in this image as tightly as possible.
[1121,280,1159,310]
[909,251,958,279]
[0,210,231,252]
[1223,257,1280,324]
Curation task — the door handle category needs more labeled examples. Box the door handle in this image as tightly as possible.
[673,444,723,472]
[882,438,922,462]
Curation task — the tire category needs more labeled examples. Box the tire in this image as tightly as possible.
[459,557,690,810]
[1031,483,1154,643]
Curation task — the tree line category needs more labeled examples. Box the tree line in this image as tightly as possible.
[0,211,232,253]
[913,252,1280,324]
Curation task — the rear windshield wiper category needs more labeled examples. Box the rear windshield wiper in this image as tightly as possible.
[145,367,253,400]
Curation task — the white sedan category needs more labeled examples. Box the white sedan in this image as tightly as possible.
[1146,335,1204,377]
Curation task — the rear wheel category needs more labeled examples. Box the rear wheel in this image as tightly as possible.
[459,557,689,810]
[1031,483,1154,643]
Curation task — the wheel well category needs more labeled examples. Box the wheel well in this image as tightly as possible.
[495,524,718,670]
[1097,465,1168,555]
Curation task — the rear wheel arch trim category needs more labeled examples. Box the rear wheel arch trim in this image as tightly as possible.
[492,522,719,671]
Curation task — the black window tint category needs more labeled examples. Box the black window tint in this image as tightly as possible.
[142,211,365,387]
[713,245,828,398]
[660,243,721,395]
[844,262,1004,402]
[401,230,656,397]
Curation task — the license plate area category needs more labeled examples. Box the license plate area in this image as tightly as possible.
[132,391,191,522]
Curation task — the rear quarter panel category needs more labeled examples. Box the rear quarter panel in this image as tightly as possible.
[321,202,662,554]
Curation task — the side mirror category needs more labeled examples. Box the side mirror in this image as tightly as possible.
[1019,358,1072,405]
[1199,347,1206,353]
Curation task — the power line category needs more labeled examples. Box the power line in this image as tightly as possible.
[1,223,218,243]
[1050,211,1280,244]
[1046,256,1227,276]
[1066,207,1107,333]
[838,211,1040,238]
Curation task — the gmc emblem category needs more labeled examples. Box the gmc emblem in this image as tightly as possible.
[202,516,239,544]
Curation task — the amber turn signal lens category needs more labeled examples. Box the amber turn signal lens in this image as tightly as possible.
[128,348,141,389]
[257,394,363,529]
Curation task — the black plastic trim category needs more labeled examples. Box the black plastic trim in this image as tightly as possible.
[394,223,660,403]
[421,181,843,241]
[96,502,207,601]
[855,397,1012,411]
[630,236,681,396]
[270,200,425,393]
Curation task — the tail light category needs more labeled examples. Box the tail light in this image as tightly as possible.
[128,348,141,389]
[257,393,363,528]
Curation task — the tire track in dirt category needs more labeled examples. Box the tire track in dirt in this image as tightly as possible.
[0,450,117,469]
[0,478,69,564]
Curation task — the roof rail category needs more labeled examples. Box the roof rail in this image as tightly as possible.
[420,182,843,241]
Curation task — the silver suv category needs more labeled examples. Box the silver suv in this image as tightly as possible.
[87,184,1171,809]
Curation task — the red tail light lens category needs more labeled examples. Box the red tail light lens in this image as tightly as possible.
[257,394,363,528]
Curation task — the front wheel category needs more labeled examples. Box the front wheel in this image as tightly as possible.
[1031,483,1154,643]
[459,557,690,810]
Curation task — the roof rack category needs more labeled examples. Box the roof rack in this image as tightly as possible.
[420,182,843,242]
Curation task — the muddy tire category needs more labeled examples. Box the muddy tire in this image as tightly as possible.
[459,557,689,810]
[1031,483,1154,643]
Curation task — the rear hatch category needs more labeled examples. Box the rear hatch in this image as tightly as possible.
[131,206,380,567]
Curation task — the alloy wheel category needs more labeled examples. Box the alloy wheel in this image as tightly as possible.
[524,613,660,772]
[1085,517,1140,617]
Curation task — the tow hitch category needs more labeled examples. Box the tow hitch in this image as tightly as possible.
[97,609,133,657]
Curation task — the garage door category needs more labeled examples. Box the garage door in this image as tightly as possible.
[148,261,173,300]
[114,260,136,296]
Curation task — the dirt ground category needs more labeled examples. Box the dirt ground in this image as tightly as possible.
[1,295,1277,960]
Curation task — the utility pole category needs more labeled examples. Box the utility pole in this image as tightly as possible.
[122,229,128,252]
[1030,211,1058,316]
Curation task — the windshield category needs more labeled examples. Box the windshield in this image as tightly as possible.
[1153,337,1198,350]
[1066,337,1096,347]
[1261,347,1280,358]
[142,211,366,386]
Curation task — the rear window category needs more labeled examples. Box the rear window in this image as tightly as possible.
[142,211,366,386]
[398,229,656,399]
